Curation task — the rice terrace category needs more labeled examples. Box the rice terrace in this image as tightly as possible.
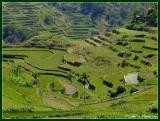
[2,2,158,119]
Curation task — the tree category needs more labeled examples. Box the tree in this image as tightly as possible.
[116,86,126,94]
[44,15,53,25]
[146,7,157,26]
[3,25,37,43]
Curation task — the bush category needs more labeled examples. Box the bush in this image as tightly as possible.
[4,107,33,112]
[49,82,55,91]
[103,80,113,88]
[126,23,149,31]
[109,45,118,52]
[94,56,111,66]
[118,52,131,58]
[112,29,120,34]
[143,54,155,58]
[80,94,90,99]
[32,72,39,79]
[130,49,143,53]
[44,15,53,25]
[3,25,37,43]
[110,92,118,97]
[129,39,145,42]
[105,32,112,37]
[9,66,33,87]
[133,55,139,60]
[116,86,126,94]
[135,34,146,37]
[130,87,139,93]
[88,84,96,90]
[137,74,145,82]
[116,40,128,46]
[148,105,158,113]
[141,60,152,67]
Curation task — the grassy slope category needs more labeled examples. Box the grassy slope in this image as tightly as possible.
[2,28,158,119]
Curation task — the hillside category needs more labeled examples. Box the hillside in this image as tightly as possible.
[3,27,158,118]
[2,2,158,119]
[2,2,153,44]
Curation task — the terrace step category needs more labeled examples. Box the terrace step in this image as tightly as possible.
[85,39,101,46]
[97,35,112,43]
[91,36,109,46]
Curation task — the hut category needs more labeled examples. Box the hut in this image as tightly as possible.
[124,72,139,84]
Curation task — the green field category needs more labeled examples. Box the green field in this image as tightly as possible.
[2,2,158,119]
[2,27,158,119]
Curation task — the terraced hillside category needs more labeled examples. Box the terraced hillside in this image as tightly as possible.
[2,27,158,119]
[65,13,97,40]
[3,3,42,29]
[3,2,152,44]
[2,3,101,42]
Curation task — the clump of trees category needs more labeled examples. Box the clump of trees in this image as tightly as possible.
[109,86,126,98]
[133,54,139,60]
[44,15,53,25]
[103,80,113,88]
[141,60,152,67]
[118,52,131,58]
[9,66,33,87]
[78,72,96,91]
[147,104,158,113]
[116,40,128,46]
[94,56,111,66]
[130,87,139,94]
[112,29,120,34]
[143,54,155,58]
[127,3,157,31]
[3,25,37,43]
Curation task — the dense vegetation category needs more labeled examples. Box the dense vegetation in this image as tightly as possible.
[2,2,157,44]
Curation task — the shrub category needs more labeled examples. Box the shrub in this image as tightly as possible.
[32,72,39,79]
[110,92,118,97]
[143,54,155,58]
[129,39,145,42]
[105,32,112,37]
[44,15,53,25]
[151,36,157,41]
[148,105,158,113]
[126,23,149,31]
[72,91,79,98]
[150,107,158,113]
[3,25,37,43]
[4,107,33,112]
[88,84,96,90]
[118,52,131,58]
[133,55,139,60]
[116,86,126,94]
[153,71,157,76]
[121,60,129,67]
[141,60,152,66]
[80,94,90,99]
[135,34,146,37]
[94,56,111,66]
[103,80,113,88]
[112,29,120,34]
[109,45,118,52]
[49,82,55,91]
[130,49,143,53]
[137,74,145,82]
[116,41,128,46]
[130,87,139,93]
